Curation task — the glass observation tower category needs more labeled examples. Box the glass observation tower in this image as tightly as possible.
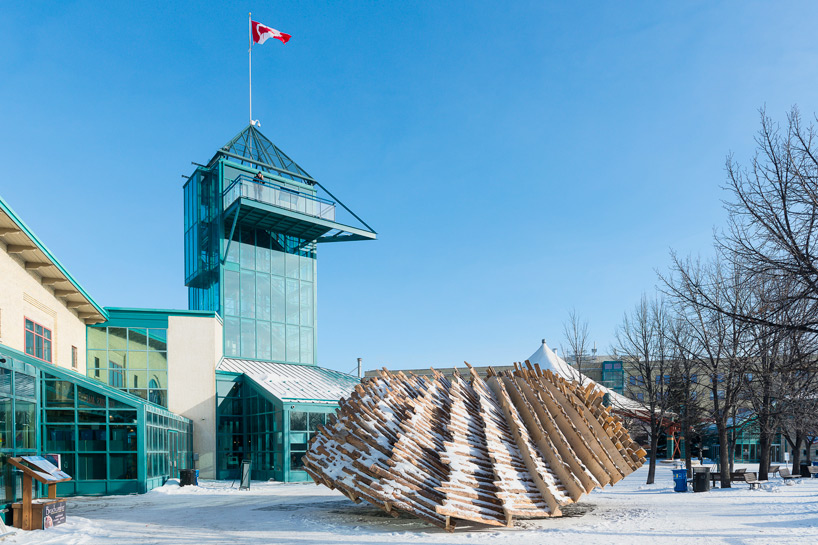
[182,125,376,365]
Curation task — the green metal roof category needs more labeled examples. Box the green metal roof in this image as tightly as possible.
[0,194,107,323]
[95,307,222,328]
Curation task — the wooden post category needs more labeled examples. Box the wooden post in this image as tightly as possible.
[48,483,57,499]
[21,474,32,531]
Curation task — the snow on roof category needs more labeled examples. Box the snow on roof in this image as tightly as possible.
[218,359,361,404]
[526,340,649,416]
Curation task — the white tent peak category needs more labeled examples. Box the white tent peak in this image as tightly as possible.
[525,339,648,416]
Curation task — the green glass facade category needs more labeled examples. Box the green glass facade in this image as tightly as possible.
[0,357,38,513]
[87,326,169,407]
[184,151,320,365]
[0,344,192,519]
[215,372,335,482]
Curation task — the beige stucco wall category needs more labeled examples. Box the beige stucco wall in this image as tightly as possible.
[0,239,89,373]
[167,314,223,479]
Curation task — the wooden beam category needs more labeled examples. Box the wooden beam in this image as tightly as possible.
[0,227,21,236]
[7,244,36,253]
[41,277,65,285]
[25,262,51,270]
[54,289,74,297]
[65,300,83,309]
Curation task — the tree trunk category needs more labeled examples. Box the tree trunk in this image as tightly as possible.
[757,429,771,480]
[684,432,693,478]
[756,410,771,480]
[646,420,660,485]
[790,433,803,471]
[718,424,731,488]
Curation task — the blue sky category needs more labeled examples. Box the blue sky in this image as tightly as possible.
[3,1,818,373]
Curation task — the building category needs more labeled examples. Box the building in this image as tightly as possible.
[0,124,374,518]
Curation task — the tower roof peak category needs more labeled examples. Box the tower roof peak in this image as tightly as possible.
[216,124,313,184]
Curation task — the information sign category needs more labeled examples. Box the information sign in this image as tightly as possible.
[21,456,71,481]
[43,500,67,529]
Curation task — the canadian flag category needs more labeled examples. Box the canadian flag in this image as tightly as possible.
[252,21,291,45]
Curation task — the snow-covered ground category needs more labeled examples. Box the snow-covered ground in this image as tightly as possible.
[6,464,818,544]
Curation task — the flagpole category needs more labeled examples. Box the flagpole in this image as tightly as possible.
[249,12,252,124]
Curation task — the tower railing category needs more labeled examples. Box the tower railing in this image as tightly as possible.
[223,175,336,221]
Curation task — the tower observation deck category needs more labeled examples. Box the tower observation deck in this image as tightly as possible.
[183,125,376,365]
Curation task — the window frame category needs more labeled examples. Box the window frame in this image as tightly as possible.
[24,316,53,363]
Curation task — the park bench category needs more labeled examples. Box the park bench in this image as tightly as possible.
[709,470,753,487]
[768,465,780,477]
[808,466,818,478]
[779,468,800,483]
[743,472,764,490]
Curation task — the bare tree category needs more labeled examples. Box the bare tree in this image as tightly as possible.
[661,255,754,486]
[614,296,675,484]
[563,309,591,388]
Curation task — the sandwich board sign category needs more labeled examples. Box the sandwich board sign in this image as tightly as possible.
[43,500,67,528]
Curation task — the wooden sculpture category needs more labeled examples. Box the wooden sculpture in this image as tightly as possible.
[303,362,646,531]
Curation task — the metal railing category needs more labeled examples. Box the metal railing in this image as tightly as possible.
[223,175,336,221]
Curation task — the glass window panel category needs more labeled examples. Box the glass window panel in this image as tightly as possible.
[107,328,128,350]
[110,425,138,451]
[225,317,240,357]
[78,410,107,423]
[224,270,240,316]
[45,409,75,423]
[257,243,271,273]
[25,319,33,330]
[14,400,36,449]
[148,329,168,351]
[110,453,138,480]
[290,411,307,430]
[285,253,299,279]
[271,323,285,361]
[290,452,305,470]
[35,336,43,359]
[45,425,75,451]
[130,389,148,401]
[44,339,52,362]
[46,380,75,407]
[308,412,325,431]
[108,410,138,424]
[300,282,313,325]
[24,331,35,356]
[108,350,127,369]
[286,325,300,363]
[241,319,256,359]
[124,351,146,372]
[240,270,256,319]
[149,351,168,371]
[16,373,35,399]
[240,230,256,269]
[300,327,314,365]
[148,370,168,389]
[0,369,10,396]
[76,386,106,409]
[271,277,285,323]
[35,324,43,335]
[148,389,166,407]
[286,279,299,324]
[256,272,271,320]
[271,249,286,276]
[78,424,107,451]
[300,256,314,281]
[0,399,10,448]
[87,327,107,350]
[257,321,271,361]
[78,454,107,480]
[128,328,148,351]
